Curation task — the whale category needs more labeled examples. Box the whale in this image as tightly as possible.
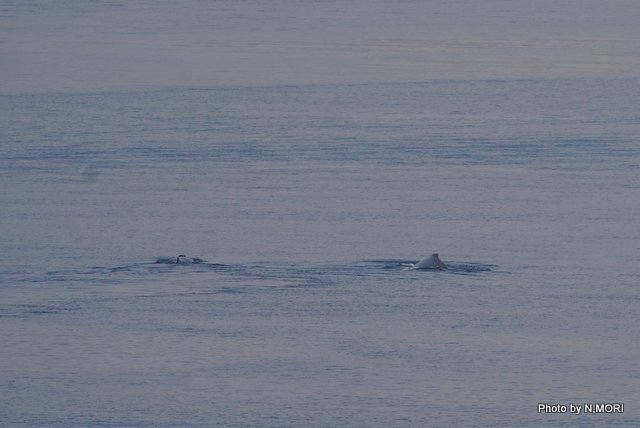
[156,255,204,265]
[175,254,193,265]
[413,253,447,270]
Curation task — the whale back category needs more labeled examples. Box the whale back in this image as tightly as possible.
[176,255,194,265]
[415,253,447,269]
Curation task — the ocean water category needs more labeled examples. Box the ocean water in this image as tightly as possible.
[2,0,640,93]
[2,1,640,426]
[2,78,638,427]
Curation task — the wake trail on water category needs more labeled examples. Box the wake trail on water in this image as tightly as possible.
[365,259,495,274]
[20,257,497,292]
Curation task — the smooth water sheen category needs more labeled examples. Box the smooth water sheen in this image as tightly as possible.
[2,3,640,425]
[2,78,638,427]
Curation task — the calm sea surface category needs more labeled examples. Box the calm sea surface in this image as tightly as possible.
[1,1,640,426]
[1,78,638,427]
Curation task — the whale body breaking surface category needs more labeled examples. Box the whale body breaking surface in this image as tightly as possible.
[156,255,205,265]
[412,253,447,270]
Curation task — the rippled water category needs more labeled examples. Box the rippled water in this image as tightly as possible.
[1,77,638,426]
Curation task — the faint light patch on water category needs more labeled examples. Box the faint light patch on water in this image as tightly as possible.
[79,164,100,183]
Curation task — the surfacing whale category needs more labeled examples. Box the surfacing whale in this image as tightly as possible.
[413,253,447,270]
[176,255,193,265]
[156,255,204,265]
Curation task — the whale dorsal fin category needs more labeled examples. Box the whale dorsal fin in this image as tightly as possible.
[415,253,447,269]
